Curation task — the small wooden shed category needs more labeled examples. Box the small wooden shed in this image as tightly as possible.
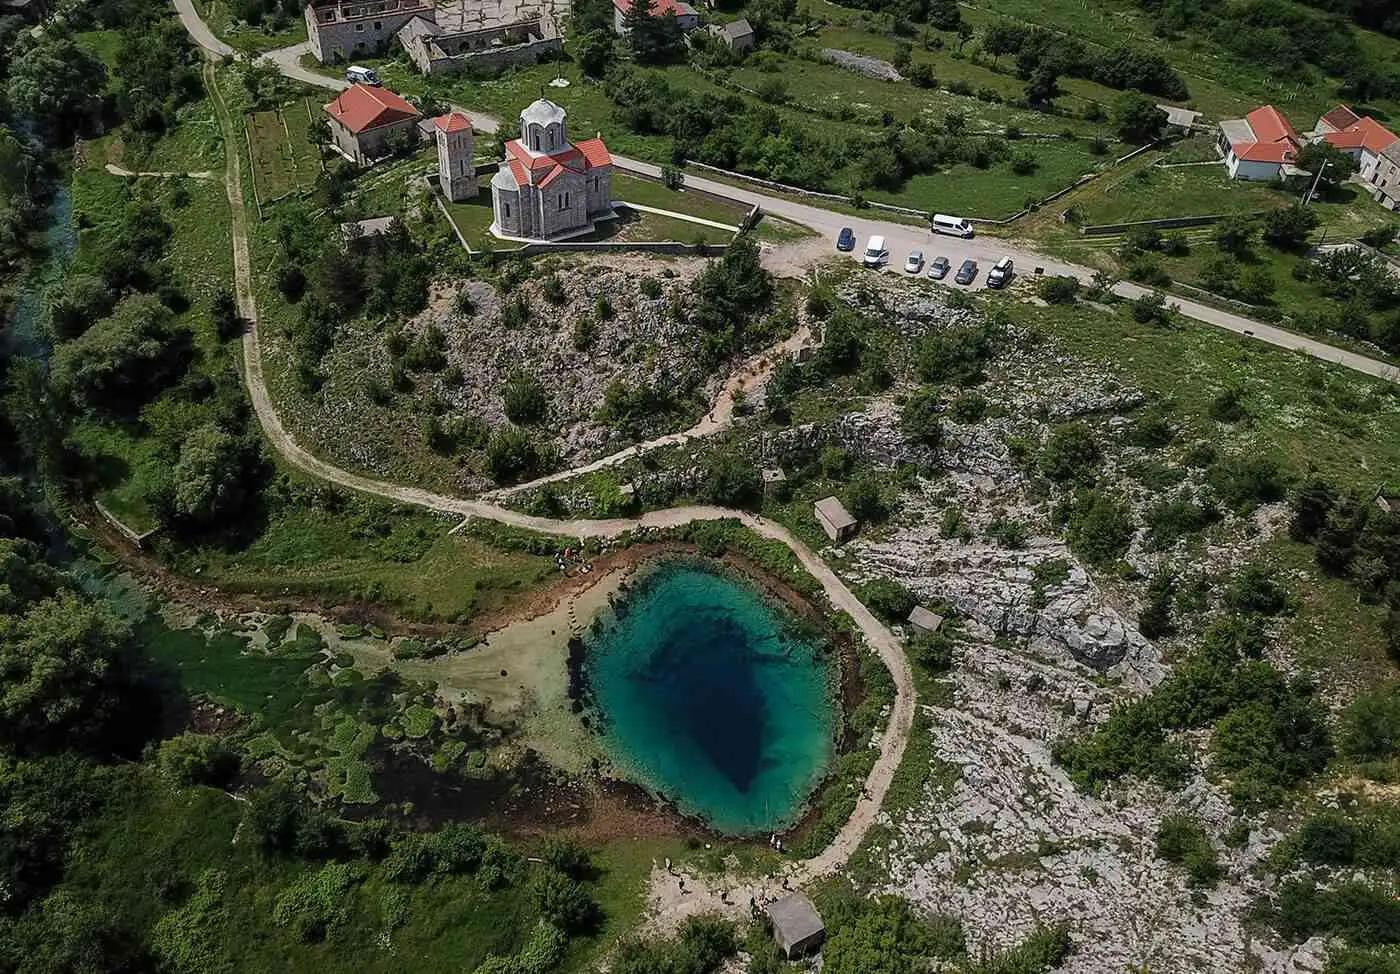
[765,892,825,959]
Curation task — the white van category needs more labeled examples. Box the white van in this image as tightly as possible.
[862,235,888,268]
[931,213,974,238]
[346,65,382,87]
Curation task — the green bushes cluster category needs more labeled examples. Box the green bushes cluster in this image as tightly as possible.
[1056,617,1331,805]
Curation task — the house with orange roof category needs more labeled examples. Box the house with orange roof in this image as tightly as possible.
[1216,105,1307,182]
[613,0,699,34]
[324,84,423,165]
[1310,105,1399,182]
[489,98,615,241]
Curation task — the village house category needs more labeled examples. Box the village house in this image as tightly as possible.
[612,0,699,35]
[1155,104,1201,137]
[1370,142,1400,211]
[323,84,422,165]
[707,17,754,54]
[1310,105,1399,182]
[489,98,615,241]
[1216,105,1306,182]
[305,0,436,63]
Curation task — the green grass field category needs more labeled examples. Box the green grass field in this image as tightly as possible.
[196,0,307,54]
[247,99,322,204]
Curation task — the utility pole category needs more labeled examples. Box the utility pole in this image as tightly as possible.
[1302,159,1329,206]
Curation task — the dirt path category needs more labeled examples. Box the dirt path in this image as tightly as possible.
[105,163,216,179]
[204,58,916,920]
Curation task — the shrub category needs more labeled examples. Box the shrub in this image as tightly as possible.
[1144,498,1217,550]
[845,475,890,523]
[1337,683,1400,762]
[1037,275,1081,304]
[907,631,954,671]
[862,578,916,623]
[156,733,239,788]
[272,863,362,942]
[1224,564,1290,616]
[1040,423,1101,484]
[702,452,761,508]
[502,372,548,424]
[1155,815,1222,887]
[532,867,598,934]
[949,391,987,422]
[486,428,553,483]
[1207,455,1284,513]
[1062,490,1135,567]
[900,386,944,447]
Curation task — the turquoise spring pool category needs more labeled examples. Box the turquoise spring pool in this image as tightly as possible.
[582,559,837,835]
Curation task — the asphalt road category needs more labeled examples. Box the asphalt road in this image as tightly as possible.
[172,2,1398,385]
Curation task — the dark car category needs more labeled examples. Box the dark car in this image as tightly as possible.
[836,227,856,251]
[929,255,951,279]
[954,259,978,285]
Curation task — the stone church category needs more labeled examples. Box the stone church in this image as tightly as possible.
[488,99,614,241]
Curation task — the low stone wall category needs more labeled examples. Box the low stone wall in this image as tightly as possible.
[420,36,562,76]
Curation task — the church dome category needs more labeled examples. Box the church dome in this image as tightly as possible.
[520,98,567,128]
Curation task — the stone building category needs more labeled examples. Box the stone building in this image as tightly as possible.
[1371,142,1400,211]
[490,98,614,241]
[707,17,754,53]
[432,111,477,201]
[397,7,562,76]
[323,84,423,165]
[305,0,436,63]
[765,893,825,959]
[814,496,858,543]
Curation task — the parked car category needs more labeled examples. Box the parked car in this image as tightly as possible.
[836,227,855,251]
[862,235,888,268]
[987,256,1014,289]
[904,250,924,274]
[346,65,382,86]
[929,255,951,279]
[954,259,978,285]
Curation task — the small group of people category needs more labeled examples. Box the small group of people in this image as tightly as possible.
[554,546,591,575]
[768,833,785,854]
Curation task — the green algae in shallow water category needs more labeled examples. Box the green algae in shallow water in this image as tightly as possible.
[585,560,837,835]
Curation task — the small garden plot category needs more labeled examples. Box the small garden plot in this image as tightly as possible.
[246,98,322,206]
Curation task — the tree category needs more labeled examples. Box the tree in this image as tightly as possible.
[702,451,761,508]
[211,289,242,341]
[1065,490,1135,567]
[6,35,108,134]
[1296,140,1359,189]
[900,386,943,447]
[1213,216,1256,256]
[575,28,615,78]
[50,295,189,413]
[532,868,598,934]
[625,0,684,64]
[928,0,961,29]
[845,475,889,523]
[156,732,240,787]
[46,274,113,341]
[1113,91,1165,144]
[1261,204,1319,251]
[486,427,552,483]
[167,424,252,527]
[0,592,133,752]
[1038,275,1081,304]
[1024,66,1062,106]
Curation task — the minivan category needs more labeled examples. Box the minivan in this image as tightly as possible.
[346,65,382,86]
[932,213,974,239]
[862,235,888,268]
[987,256,1014,288]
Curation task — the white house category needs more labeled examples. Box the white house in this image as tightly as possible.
[1311,105,1399,182]
[1217,105,1305,182]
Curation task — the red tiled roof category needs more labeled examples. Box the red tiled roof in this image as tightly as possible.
[433,111,473,134]
[612,0,690,15]
[1321,105,1361,131]
[502,136,611,187]
[1245,105,1300,146]
[1322,116,1399,155]
[324,85,421,135]
[575,137,612,168]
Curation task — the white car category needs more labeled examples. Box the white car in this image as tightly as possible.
[904,250,924,274]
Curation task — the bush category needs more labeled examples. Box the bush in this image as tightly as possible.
[502,372,548,424]
[1207,455,1284,513]
[1062,490,1135,567]
[702,452,761,508]
[532,867,598,934]
[272,863,361,942]
[1338,683,1400,762]
[1224,564,1290,616]
[861,578,916,623]
[900,386,944,447]
[845,475,890,523]
[486,428,553,483]
[1155,815,1222,887]
[907,631,954,671]
[949,391,987,422]
[1137,572,1175,638]
[1040,423,1101,484]
[1037,275,1080,304]
[156,733,239,787]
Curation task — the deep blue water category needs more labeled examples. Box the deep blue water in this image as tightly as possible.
[585,560,836,835]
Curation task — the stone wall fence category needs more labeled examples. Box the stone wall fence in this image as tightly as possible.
[515,240,731,257]
[1079,211,1273,236]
